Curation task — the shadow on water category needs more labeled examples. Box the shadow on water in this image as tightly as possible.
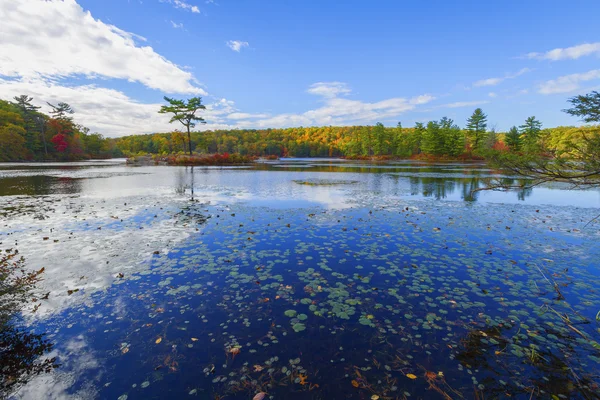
[0,250,58,397]
[0,176,83,196]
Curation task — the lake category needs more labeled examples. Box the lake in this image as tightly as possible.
[1,159,599,399]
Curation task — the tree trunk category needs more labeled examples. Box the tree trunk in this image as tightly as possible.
[187,126,192,156]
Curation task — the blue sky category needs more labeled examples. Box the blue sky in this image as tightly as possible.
[1,0,600,136]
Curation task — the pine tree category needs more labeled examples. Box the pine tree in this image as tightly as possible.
[412,122,425,155]
[439,117,464,156]
[47,102,74,121]
[505,126,521,151]
[519,116,542,153]
[421,120,441,155]
[465,108,487,151]
[13,95,42,156]
[563,91,600,122]
[159,97,206,155]
[372,122,385,156]
[392,122,403,156]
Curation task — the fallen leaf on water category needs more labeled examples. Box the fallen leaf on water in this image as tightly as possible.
[371,396,380,400]
[191,338,198,342]
[253,392,266,400]
[406,373,417,380]
[425,371,437,380]
[155,337,162,344]
[351,380,359,388]
[121,347,129,354]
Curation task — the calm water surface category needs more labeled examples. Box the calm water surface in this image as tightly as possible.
[1,159,599,399]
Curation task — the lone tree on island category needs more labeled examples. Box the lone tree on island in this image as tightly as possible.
[158,97,206,155]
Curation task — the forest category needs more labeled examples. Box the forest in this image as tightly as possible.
[0,96,122,161]
[116,114,598,161]
[1,94,598,163]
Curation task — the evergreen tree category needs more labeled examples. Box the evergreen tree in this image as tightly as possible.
[13,95,42,156]
[439,117,464,156]
[47,102,74,121]
[505,126,521,151]
[465,108,488,151]
[519,116,542,153]
[412,122,426,155]
[563,91,600,122]
[360,126,372,156]
[421,120,442,155]
[373,122,385,155]
[159,97,206,155]
[392,122,403,156]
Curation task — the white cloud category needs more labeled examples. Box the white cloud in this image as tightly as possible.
[538,69,600,94]
[307,82,352,98]
[227,112,270,120]
[243,83,436,128]
[440,100,490,109]
[474,77,502,87]
[0,77,231,137]
[410,94,435,105]
[160,0,200,13]
[0,0,203,94]
[170,20,184,29]
[473,68,531,87]
[488,92,497,98]
[226,40,249,52]
[525,42,600,61]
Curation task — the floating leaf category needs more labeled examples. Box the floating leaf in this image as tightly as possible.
[406,373,417,380]
[155,337,162,344]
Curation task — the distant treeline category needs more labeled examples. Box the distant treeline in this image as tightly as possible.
[116,111,598,159]
[0,97,122,161]
[118,123,482,158]
[2,95,597,162]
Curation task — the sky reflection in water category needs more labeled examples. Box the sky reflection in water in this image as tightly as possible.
[1,159,599,400]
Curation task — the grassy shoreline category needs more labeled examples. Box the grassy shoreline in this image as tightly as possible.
[126,153,258,166]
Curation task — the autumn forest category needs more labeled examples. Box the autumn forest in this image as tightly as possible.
[0,95,598,163]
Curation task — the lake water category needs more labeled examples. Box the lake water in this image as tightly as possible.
[1,159,599,399]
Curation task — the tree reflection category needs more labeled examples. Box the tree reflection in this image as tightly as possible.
[397,174,534,202]
[174,166,197,201]
[0,249,58,397]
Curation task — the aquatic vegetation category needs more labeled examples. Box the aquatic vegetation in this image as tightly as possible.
[157,153,256,166]
[1,160,599,399]
[293,179,358,186]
